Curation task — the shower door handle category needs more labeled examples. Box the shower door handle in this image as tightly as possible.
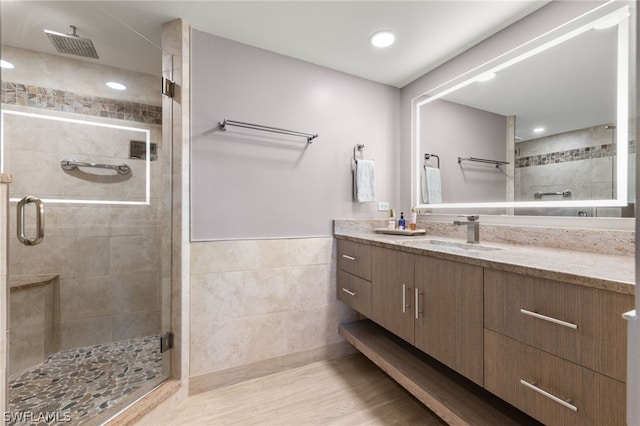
[17,196,44,246]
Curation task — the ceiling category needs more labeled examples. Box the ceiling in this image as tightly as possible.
[0,1,548,88]
[441,24,617,141]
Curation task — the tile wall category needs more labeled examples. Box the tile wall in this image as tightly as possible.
[189,237,357,385]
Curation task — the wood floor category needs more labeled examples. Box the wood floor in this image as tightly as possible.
[158,354,447,425]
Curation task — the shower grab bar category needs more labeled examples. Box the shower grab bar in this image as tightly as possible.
[17,196,44,246]
[534,190,572,200]
[61,158,131,175]
[424,153,440,169]
[218,119,318,143]
[457,157,509,167]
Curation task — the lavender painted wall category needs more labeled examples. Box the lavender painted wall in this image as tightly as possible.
[191,30,400,240]
[400,1,608,210]
[420,99,507,203]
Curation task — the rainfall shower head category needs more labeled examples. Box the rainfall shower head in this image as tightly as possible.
[44,25,99,59]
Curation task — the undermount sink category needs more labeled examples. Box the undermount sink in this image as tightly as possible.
[397,239,503,253]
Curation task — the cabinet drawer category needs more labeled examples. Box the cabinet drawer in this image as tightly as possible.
[484,269,632,382]
[337,270,371,317]
[485,330,625,426]
[337,240,372,280]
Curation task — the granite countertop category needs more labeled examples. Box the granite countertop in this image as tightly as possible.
[334,231,635,295]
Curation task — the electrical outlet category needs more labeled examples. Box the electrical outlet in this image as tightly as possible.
[377,201,390,211]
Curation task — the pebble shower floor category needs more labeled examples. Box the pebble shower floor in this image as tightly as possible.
[7,335,164,425]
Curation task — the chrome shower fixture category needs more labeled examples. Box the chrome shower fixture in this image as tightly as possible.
[44,25,99,59]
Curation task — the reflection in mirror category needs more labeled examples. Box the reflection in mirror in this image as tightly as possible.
[413,3,635,217]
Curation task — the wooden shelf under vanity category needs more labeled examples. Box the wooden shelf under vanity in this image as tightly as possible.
[339,320,542,426]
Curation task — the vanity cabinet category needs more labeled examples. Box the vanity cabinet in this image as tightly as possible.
[369,246,484,385]
[414,256,484,386]
[336,240,372,317]
[371,246,415,343]
[336,237,632,426]
[484,269,632,425]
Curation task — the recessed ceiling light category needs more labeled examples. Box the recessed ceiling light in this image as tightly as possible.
[106,81,126,91]
[370,31,395,48]
[475,72,496,82]
[533,127,545,133]
[0,59,15,69]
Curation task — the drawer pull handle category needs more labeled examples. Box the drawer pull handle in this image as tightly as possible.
[520,308,578,330]
[341,254,356,261]
[415,288,423,320]
[520,379,578,412]
[342,288,357,297]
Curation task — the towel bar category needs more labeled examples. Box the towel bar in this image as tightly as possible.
[458,157,508,168]
[218,119,318,143]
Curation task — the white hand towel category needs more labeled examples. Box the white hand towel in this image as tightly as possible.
[422,166,442,203]
[355,159,376,202]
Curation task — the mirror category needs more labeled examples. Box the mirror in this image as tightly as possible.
[413,3,635,216]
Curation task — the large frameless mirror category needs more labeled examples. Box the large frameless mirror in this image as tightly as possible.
[412,2,635,217]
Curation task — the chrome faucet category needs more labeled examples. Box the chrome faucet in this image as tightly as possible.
[453,215,480,243]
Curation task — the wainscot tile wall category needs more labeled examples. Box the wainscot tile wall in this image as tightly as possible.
[188,237,357,393]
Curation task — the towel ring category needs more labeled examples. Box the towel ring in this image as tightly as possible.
[353,144,365,163]
[424,153,440,169]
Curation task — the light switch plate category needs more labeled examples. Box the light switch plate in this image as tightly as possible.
[377,201,390,211]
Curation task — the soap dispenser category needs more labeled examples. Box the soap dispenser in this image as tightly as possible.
[398,212,406,230]
[388,209,396,229]
[409,208,417,230]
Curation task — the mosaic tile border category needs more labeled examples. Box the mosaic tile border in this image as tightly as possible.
[1,81,162,125]
[515,140,636,168]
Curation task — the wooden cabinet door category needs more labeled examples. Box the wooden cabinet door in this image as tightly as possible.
[414,255,484,386]
[371,247,415,344]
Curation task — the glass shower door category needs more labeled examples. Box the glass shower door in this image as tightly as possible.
[0,1,171,423]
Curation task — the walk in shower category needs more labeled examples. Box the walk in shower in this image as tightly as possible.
[0,2,172,423]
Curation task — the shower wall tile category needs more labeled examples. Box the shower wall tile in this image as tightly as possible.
[111,310,161,342]
[3,110,155,203]
[57,237,111,279]
[58,316,112,350]
[110,236,161,275]
[189,237,356,380]
[110,272,159,314]
[58,277,112,322]
[9,287,48,374]
[591,156,615,183]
